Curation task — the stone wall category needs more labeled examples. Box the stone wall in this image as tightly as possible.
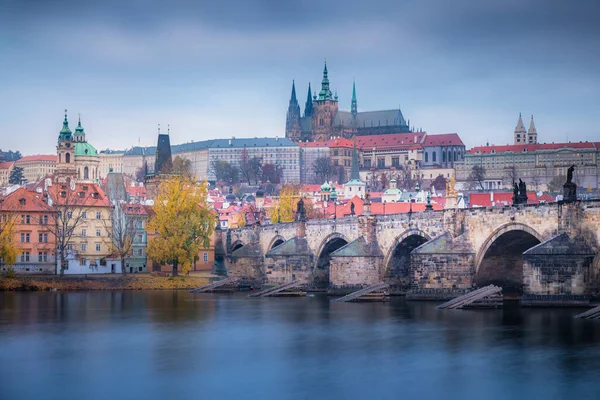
[411,253,475,290]
[523,256,590,295]
[265,255,314,284]
[329,256,382,288]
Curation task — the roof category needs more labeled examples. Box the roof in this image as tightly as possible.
[15,155,57,163]
[266,236,313,257]
[330,236,383,257]
[468,142,597,155]
[326,138,354,148]
[422,133,464,147]
[74,142,99,157]
[121,203,149,215]
[523,233,594,256]
[208,137,298,149]
[334,109,408,128]
[47,182,111,208]
[469,192,540,207]
[0,161,14,170]
[0,187,55,213]
[298,141,329,148]
[356,132,426,151]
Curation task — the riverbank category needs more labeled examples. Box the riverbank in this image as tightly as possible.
[0,274,213,291]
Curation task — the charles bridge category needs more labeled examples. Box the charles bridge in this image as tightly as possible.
[215,199,600,299]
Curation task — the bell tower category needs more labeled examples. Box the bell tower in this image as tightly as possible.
[55,109,77,182]
[311,62,338,142]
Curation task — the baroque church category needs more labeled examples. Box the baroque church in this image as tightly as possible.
[285,63,412,142]
[55,110,100,183]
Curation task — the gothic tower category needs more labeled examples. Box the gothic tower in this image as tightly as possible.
[154,125,173,175]
[284,80,302,141]
[304,82,313,118]
[311,62,339,142]
[55,110,77,182]
[527,115,538,144]
[514,113,527,145]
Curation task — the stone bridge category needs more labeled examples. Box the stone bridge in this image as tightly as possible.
[216,200,600,298]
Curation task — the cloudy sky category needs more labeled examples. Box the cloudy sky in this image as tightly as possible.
[1,0,599,155]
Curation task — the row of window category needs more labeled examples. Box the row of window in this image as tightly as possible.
[80,229,104,237]
[19,252,49,263]
[424,150,462,163]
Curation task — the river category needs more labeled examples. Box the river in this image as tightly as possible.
[1,291,600,399]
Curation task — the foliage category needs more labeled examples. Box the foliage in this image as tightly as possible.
[379,172,389,189]
[269,184,298,224]
[239,150,263,184]
[313,157,331,183]
[503,165,518,187]
[0,214,17,267]
[134,163,147,182]
[147,176,215,276]
[9,166,25,185]
[1,150,22,162]
[431,174,447,191]
[211,160,239,184]
[261,163,283,184]
[547,175,566,193]
[170,156,194,178]
[469,165,486,191]
[235,212,246,228]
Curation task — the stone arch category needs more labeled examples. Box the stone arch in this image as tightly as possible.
[314,233,349,271]
[383,229,431,287]
[268,235,285,250]
[475,222,542,293]
[314,232,349,287]
[229,240,245,254]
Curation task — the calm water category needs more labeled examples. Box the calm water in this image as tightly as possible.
[1,292,600,400]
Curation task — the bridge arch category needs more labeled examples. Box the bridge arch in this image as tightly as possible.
[383,229,431,287]
[475,222,542,293]
[314,232,349,271]
[268,235,285,250]
[230,240,245,254]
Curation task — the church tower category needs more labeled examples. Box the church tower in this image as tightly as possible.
[311,62,339,142]
[284,80,302,141]
[304,82,313,118]
[527,115,538,144]
[514,113,527,145]
[55,110,77,182]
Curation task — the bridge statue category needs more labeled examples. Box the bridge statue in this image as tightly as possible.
[296,198,307,221]
[563,165,577,202]
[512,181,519,204]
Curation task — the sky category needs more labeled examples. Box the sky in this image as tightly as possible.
[1,0,599,155]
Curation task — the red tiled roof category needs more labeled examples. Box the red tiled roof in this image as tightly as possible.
[0,187,55,213]
[356,132,426,150]
[468,142,596,155]
[322,196,442,218]
[0,161,14,169]
[422,133,464,147]
[121,203,148,215]
[47,182,111,207]
[470,192,539,207]
[298,141,329,148]
[326,138,354,148]
[15,155,57,163]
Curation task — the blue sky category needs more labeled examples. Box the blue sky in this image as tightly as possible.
[1,0,599,155]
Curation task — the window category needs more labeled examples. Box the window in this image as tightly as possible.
[96,212,102,219]
[21,252,30,262]
[67,212,72,219]
[432,152,437,162]
[203,252,209,262]
[96,229,101,237]
[82,229,87,237]
[82,212,87,219]
[392,157,400,167]
[67,244,73,251]
[25,215,30,224]
[138,234,143,242]
[81,244,87,252]
[137,249,143,256]
[425,152,428,162]
[38,252,48,262]
[377,158,385,168]
[442,151,446,162]
[39,233,43,243]
[96,244,101,252]
[44,234,48,243]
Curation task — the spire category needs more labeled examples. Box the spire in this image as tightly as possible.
[318,61,334,101]
[75,113,84,133]
[350,135,360,181]
[515,113,526,133]
[351,80,358,116]
[59,109,72,137]
[304,82,313,117]
[528,115,537,135]
[289,80,298,105]
[285,81,302,140]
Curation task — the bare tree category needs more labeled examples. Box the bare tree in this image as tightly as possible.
[46,183,88,275]
[104,203,137,274]
[210,160,239,183]
[239,148,252,184]
[248,157,262,185]
[504,165,518,188]
[470,165,486,191]
[313,157,331,183]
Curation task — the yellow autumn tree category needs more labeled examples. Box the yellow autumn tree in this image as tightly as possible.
[147,176,216,276]
[270,184,298,223]
[235,212,246,228]
[0,214,17,269]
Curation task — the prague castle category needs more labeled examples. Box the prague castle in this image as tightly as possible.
[285,63,412,142]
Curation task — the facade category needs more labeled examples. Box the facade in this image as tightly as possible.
[122,203,149,273]
[358,132,425,170]
[0,162,14,186]
[298,141,330,184]
[285,63,412,142]
[0,188,57,274]
[54,111,100,183]
[121,146,155,178]
[14,155,56,184]
[207,138,300,183]
[329,138,354,180]
[99,150,125,177]
[420,133,466,169]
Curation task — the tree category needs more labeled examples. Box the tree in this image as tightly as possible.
[235,212,246,228]
[211,160,239,184]
[379,171,389,190]
[0,213,17,269]
[248,157,262,185]
[313,157,331,183]
[170,156,193,179]
[269,184,298,224]
[431,174,447,191]
[397,167,415,191]
[470,165,486,191]
[106,204,137,274]
[134,163,147,183]
[46,185,89,275]
[503,165,518,188]
[147,176,215,276]
[9,166,24,185]
[239,149,252,184]
[547,175,566,193]
[261,163,283,184]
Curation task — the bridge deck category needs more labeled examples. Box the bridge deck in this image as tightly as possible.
[437,285,502,309]
[575,304,600,319]
[249,280,308,298]
[189,277,237,294]
[332,283,389,303]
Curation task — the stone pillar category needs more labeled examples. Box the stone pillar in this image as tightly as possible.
[296,220,306,239]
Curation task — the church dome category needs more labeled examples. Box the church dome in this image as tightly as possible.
[74,142,98,157]
[321,181,331,192]
[225,193,237,203]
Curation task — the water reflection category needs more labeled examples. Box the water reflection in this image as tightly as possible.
[1,292,600,400]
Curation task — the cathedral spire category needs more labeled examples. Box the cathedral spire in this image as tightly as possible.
[528,115,537,135]
[290,80,298,104]
[514,112,526,144]
[318,61,334,101]
[351,80,358,116]
[285,80,302,141]
[304,82,313,117]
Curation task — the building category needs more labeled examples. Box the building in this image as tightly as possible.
[328,137,354,181]
[358,132,425,170]
[343,138,366,199]
[121,203,149,273]
[99,150,125,177]
[514,114,538,145]
[421,133,466,169]
[0,188,57,274]
[54,111,100,183]
[121,146,155,178]
[298,141,330,184]
[207,138,300,183]
[14,155,56,184]
[0,162,14,187]
[285,63,413,142]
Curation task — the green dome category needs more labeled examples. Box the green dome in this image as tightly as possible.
[74,142,98,157]
[321,181,331,192]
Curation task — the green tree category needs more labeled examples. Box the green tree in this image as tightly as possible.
[211,160,239,184]
[147,176,216,276]
[170,156,193,178]
[9,166,25,185]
